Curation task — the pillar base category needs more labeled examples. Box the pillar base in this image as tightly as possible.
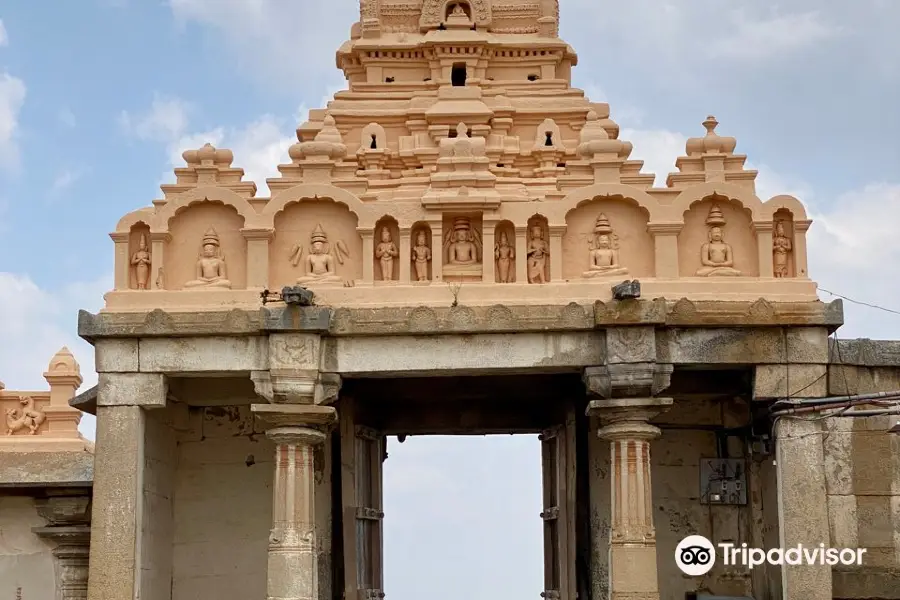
[610,543,660,600]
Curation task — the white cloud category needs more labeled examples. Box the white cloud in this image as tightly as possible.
[0,71,26,170]
[0,19,8,47]
[0,272,111,440]
[119,93,192,142]
[621,127,687,187]
[709,9,843,61]
[50,167,88,195]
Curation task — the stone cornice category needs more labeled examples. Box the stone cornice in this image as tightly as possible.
[77,298,844,340]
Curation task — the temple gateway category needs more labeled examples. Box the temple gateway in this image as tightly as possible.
[4,2,900,600]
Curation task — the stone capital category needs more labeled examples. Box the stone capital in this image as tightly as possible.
[583,363,673,399]
[33,525,92,557]
[251,403,337,440]
[35,492,91,526]
[587,397,673,441]
[252,370,342,404]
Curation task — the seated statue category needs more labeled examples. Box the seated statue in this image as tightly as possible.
[443,217,482,278]
[184,228,232,289]
[291,223,350,285]
[583,214,629,278]
[695,204,741,277]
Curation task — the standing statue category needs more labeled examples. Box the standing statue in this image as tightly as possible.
[184,228,232,288]
[494,230,515,283]
[375,226,399,281]
[772,220,793,278]
[527,224,549,284]
[131,234,151,290]
[291,223,351,285]
[411,229,432,282]
[695,205,741,277]
[583,214,628,278]
[443,217,482,278]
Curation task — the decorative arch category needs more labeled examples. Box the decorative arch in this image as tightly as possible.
[670,182,765,222]
[115,208,156,233]
[152,187,257,231]
[264,183,373,228]
[763,194,809,221]
[419,0,491,30]
[559,184,664,223]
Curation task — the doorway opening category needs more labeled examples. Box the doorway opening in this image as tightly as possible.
[383,435,543,600]
[451,63,467,87]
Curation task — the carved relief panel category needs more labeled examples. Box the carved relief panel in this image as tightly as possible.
[493,220,516,283]
[772,209,795,278]
[128,222,151,290]
[677,197,758,277]
[442,214,483,282]
[526,215,550,284]
[165,203,246,290]
[410,222,433,282]
[374,216,400,282]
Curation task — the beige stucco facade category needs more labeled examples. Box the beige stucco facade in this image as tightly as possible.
[3,2,900,600]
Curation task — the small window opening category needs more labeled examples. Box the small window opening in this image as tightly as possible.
[448,129,458,139]
[385,76,395,83]
[451,63,467,87]
[370,135,378,150]
[557,163,566,168]
[544,132,553,147]
[467,128,472,137]
[424,77,432,82]
[497,163,505,168]
[528,74,540,82]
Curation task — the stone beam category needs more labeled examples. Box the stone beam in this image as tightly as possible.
[324,332,603,376]
[138,336,269,373]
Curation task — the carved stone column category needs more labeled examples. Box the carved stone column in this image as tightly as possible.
[481,224,495,283]
[515,226,528,283]
[252,404,338,600]
[399,229,412,283]
[584,361,673,600]
[34,492,92,600]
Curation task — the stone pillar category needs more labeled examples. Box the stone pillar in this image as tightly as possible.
[399,229,412,283]
[584,346,673,600]
[243,228,275,288]
[481,225,495,283]
[110,232,130,290]
[252,404,338,600]
[647,223,681,278]
[87,373,167,600]
[34,492,92,600]
[431,221,443,281]
[753,221,775,278]
[360,229,375,283]
[793,219,811,278]
[775,417,833,599]
[515,226,528,283]
[149,231,169,290]
[549,225,564,281]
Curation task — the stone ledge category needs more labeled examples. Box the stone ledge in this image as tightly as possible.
[833,566,900,598]
[0,451,93,488]
[77,299,843,339]
[830,339,900,367]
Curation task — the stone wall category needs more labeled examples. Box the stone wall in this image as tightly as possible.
[0,497,57,599]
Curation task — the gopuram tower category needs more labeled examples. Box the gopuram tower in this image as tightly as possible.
[78,2,842,600]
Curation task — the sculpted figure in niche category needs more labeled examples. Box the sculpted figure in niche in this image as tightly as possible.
[527,225,549,284]
[772,220,793,278]
[412,229,432,281]
[375,227,399,281]
[131,234,151,290]
[696,204,741,277]
[184,228,232,289]
[291,223,350,285]
[443,217,482,277]
[583,214,628,278]
[494,231,515,283]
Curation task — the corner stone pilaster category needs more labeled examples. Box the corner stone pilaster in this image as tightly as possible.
[34,492,92,600]
[252,404,338,600]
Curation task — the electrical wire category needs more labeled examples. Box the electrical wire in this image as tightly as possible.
[818,286,900,316]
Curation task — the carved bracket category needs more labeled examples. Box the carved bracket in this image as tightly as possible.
[583,363,674,399]
[356,507,385,520]
[252,369,331,404]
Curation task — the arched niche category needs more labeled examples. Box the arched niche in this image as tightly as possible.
[772,208,797,278]
[534,119,564,151]
[165,202,247,290]
[128,222,151,290]
[410,221,434,282]
[563,196,652,280]
[359,123,387,153]
[447,1,471,19]
[526,214,550,283]
[374,216,400,282]
[678,194,759,277]
[493,220,516,283]
[271,199,363,287]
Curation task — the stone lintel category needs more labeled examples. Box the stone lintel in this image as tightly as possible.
[97,373,167,408]
[0,453,93,488]
[251,403,337,433]
[583,363,674,399]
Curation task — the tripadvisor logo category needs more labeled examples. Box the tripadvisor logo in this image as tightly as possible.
[675,535,716,576]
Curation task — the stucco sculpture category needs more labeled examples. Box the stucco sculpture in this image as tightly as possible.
[773,220,793,278]
[494,231,515,283]
[292,224,351,285]
[527,224,550,284]
[443,217,482,280]
[184,228,232,289]
[696,205,741,277]
[131,234,151,290]
[584,214,628,278]
[412,229,432,282]
[375,227,399,281]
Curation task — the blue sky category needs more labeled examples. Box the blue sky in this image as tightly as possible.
[0,2,899,597]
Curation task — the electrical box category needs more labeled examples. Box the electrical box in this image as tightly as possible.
[699,458,747,505]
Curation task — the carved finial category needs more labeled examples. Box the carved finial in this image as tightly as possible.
[44,346,83,388]
[593,213,613,234]
[183,142,234,167]
[686,116,737,156]
[453,216,471,232]
[703,115,719,135]
[311,223,328,244]
[705,204,727,227]
[202,227,221,247]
